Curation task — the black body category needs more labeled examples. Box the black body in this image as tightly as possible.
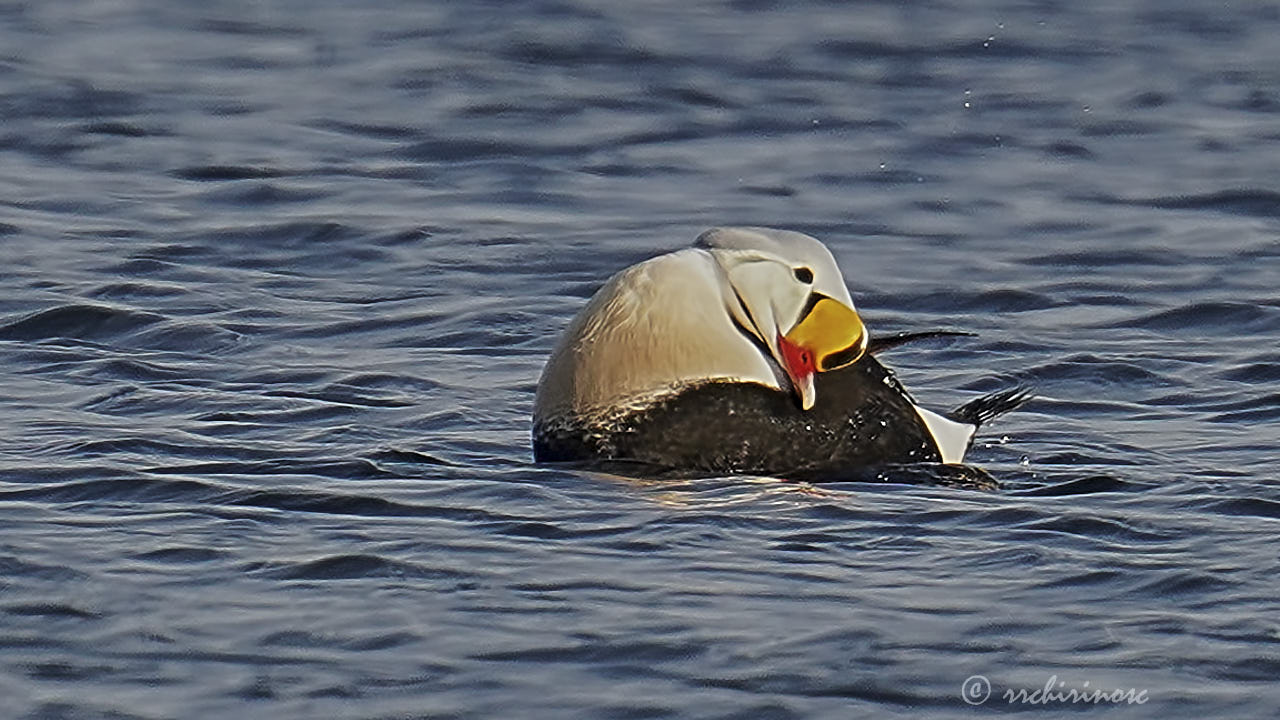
[533,355,943,479]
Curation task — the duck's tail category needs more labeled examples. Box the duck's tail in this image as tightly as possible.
[949,387,1034,429]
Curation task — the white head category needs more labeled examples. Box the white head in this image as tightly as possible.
[696,227,868,410]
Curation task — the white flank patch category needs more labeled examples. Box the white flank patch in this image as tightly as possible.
[913,406,976,464]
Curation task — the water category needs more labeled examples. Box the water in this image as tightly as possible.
[2,1,1278,717]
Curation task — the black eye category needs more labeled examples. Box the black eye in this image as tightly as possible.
[793,267,814,284]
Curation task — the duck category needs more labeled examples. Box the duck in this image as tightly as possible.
[532,227,1027,481]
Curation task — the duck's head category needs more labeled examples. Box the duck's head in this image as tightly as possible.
[697,227,868,410]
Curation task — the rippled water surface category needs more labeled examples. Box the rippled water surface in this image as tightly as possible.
[3,1,1279,718]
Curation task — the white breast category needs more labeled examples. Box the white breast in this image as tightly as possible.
[533,249,782,422]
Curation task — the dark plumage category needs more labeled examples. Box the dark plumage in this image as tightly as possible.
[534,354,1029,482]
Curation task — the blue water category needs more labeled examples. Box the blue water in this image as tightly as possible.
[2,1,1278,717]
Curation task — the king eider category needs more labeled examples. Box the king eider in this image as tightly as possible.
[532,227,1027,480]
